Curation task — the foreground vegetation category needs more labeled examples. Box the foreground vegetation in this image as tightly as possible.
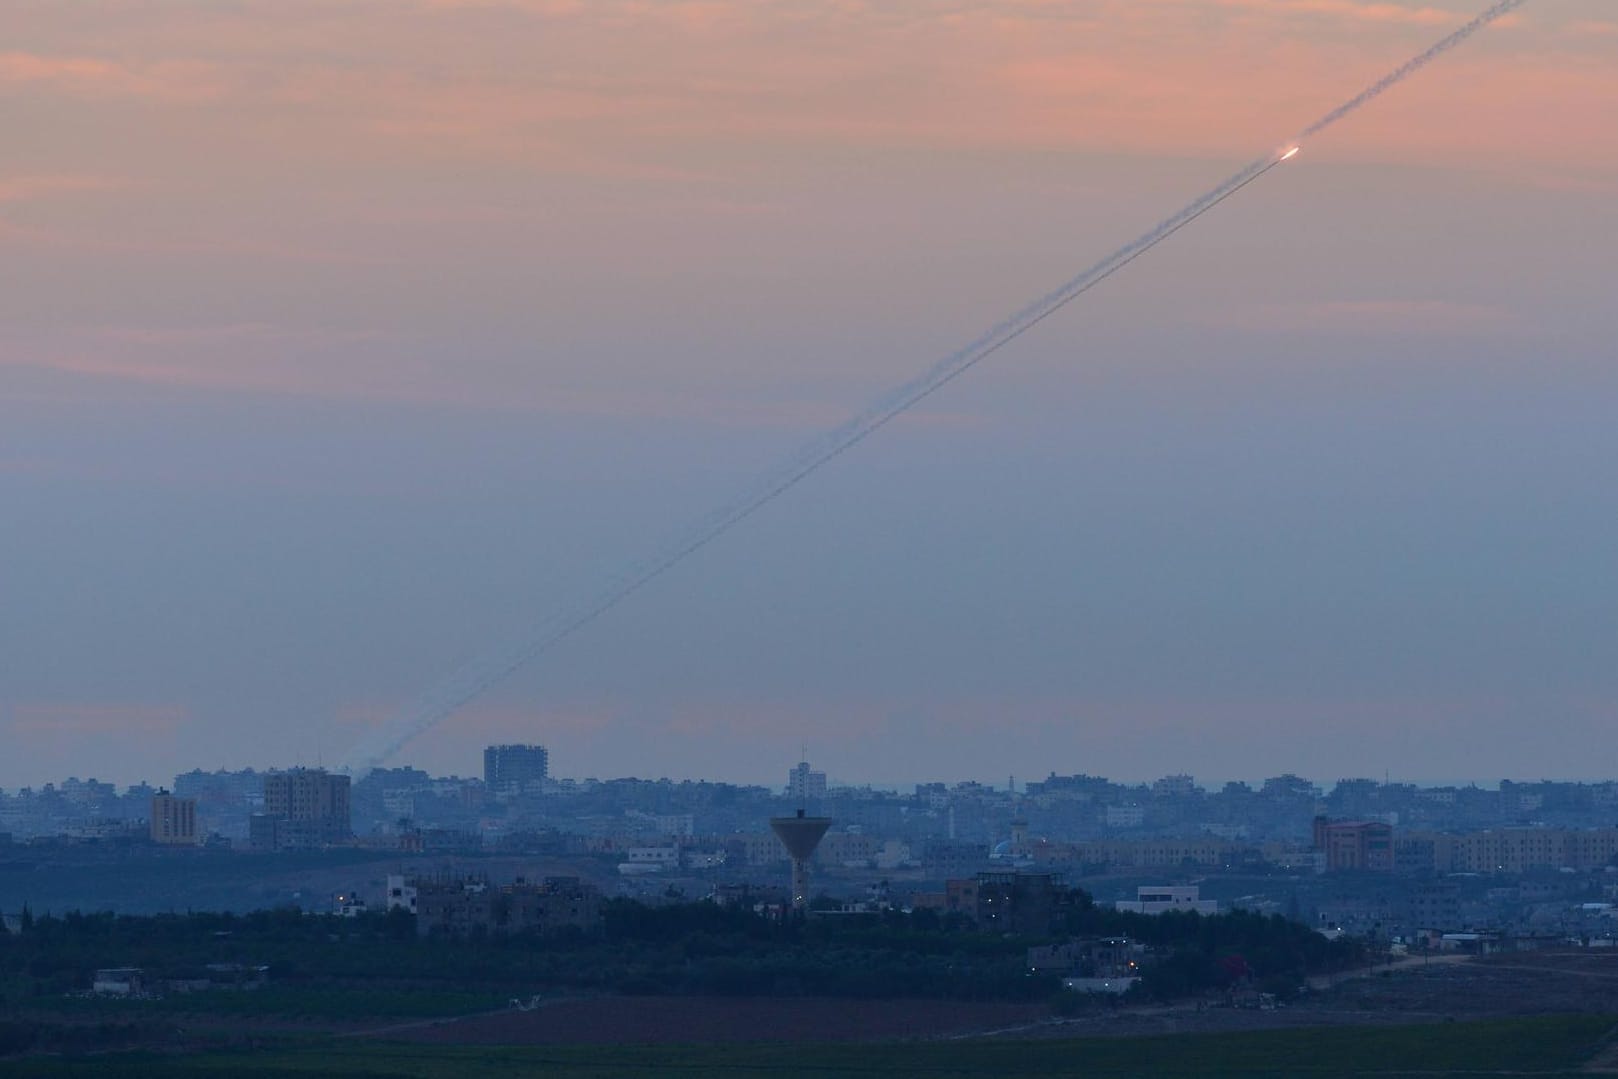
[0,892,1365,1052]
[2,1015,1613,1078]
[1,892,1362,1010]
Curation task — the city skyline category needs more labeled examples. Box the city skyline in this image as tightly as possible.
[4,1,1616,789]
[5,753,1616,799]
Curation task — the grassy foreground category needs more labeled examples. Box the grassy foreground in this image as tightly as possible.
[5,1015,1615,1078]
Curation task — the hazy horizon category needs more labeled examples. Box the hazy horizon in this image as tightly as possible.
[4,1,1616,791]
[5,756,1612,801]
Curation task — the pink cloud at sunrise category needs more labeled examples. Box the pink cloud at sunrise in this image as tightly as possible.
[0,3,1610,169]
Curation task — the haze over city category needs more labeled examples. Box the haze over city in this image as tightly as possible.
[4,0,1616,791]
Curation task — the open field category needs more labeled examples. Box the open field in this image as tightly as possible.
[1323,952,1618,1019]
[14,951,1618,1074]
[374,996,1050,1045]
[4,1015,1615,1078]
[16,951,1618,1045]
[356,953,1618,1046]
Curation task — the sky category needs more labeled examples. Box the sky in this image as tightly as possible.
[3,0,1616,792]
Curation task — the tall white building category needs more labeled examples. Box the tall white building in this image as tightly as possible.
[787,761,826,805]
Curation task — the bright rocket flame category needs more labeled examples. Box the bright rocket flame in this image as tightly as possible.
[1281,146,1301,161]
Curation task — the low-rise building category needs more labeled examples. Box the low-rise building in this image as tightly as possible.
[91,968,146,996]
[1105,805,1145,829]
[1029,936,1141,976]
[386,874,418,915]
[712,882,787,910]
[415,875,600,938]
[1405,880,1462,930]
[1115,885,1217,916]
[972,871,1064,933]
[726,832,786,867]
[922,840,990,879]
[334,890,368,917]
[819,830,879,867]
[1033,837,1249,871]
[1313,817,1394,872]
[1062,975,1139,994]
[622,846,679,871]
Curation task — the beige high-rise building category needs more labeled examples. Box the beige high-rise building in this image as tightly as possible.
[255,769,351,849]
[150,790,198,845]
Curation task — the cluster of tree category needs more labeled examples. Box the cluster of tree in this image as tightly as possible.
[1048,897,1365,998]
[1124,910,1364,999]
[0,890,1362,1010]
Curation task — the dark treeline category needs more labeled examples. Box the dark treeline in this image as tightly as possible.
[0,892,1363,1014]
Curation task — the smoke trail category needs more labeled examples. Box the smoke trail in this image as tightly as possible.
[344,0,1526,776]
[1298,0,1527,140]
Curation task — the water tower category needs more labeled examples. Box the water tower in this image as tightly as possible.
[769,809,832,910]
